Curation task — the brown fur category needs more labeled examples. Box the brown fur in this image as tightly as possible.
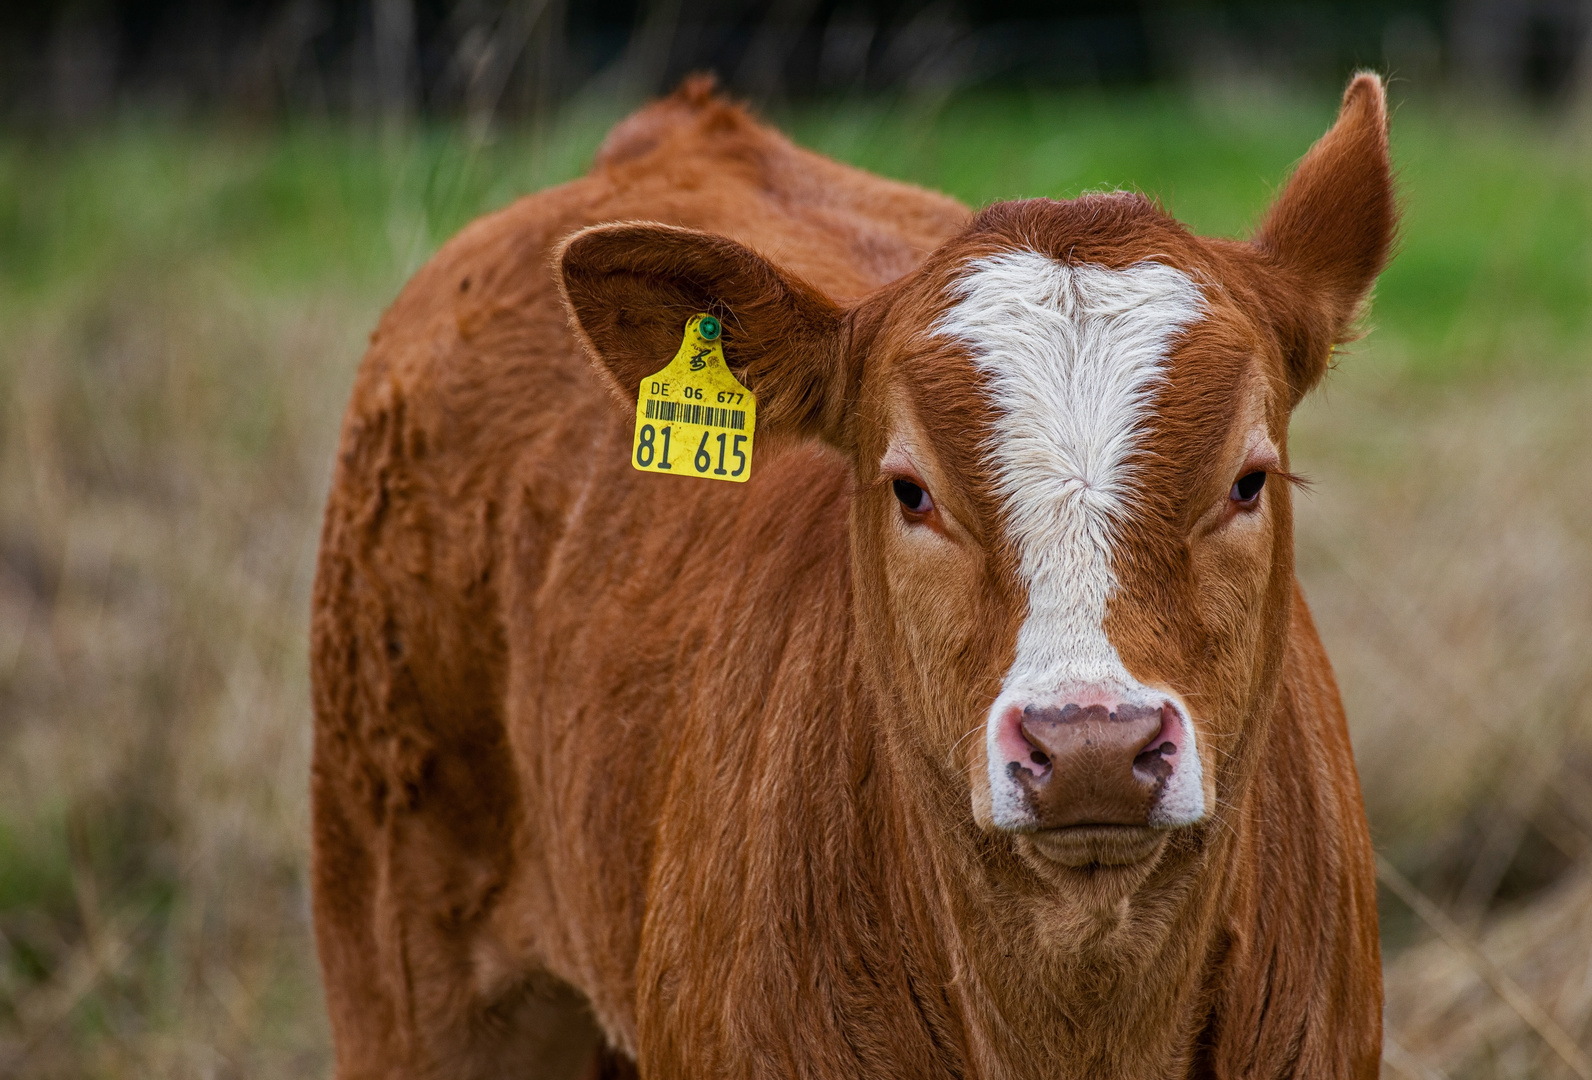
[311,74,1393,1079]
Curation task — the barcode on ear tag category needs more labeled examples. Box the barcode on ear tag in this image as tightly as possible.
[631,314,757,482]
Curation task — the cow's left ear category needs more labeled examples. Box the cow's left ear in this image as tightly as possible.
[558,222,851,445]
[1252,72,1397,404]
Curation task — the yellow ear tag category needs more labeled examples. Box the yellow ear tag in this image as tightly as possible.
[631,314,756,482]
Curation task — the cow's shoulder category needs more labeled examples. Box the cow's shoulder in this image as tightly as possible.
[1195,580,1380,1078]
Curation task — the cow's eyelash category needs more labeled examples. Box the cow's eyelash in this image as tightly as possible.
[873,470,931,494]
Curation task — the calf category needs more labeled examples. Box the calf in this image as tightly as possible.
[311,73,1394,1079]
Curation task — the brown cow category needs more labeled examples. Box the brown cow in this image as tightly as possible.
[311,73,1395,1079]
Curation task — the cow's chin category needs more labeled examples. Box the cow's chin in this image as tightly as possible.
[1017,824,1168,870]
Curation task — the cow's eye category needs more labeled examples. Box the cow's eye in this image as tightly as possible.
[1231,471,1266,505]
[892,478,933,515]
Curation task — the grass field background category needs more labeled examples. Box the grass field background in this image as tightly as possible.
[1,83,1590,1077]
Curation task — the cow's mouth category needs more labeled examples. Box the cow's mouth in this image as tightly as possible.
[1019,824,1169,868]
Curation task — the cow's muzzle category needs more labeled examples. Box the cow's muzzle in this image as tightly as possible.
[1006,701,1181,829]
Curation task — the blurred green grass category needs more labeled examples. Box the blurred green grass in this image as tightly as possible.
[4,88,1588,376]
[797,91,1592,377]
[0,87,1589,1077]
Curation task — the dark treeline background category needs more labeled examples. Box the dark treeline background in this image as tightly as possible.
[0,0,1586,125]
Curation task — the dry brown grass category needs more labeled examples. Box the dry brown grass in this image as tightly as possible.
[0,268,369,1076]
[1298,363,1592,879]
[1291,359,1592,1079]
[0,98,1588,1077]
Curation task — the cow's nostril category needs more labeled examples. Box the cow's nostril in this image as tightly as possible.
[1133,741,1177,768]
[1030,750,1050,767]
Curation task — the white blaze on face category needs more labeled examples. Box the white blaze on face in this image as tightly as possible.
[934,251,1208,831]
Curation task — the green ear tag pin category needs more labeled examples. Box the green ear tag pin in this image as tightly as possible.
[630,314,756,482]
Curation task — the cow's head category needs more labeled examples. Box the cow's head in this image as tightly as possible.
[562,75,1394,880]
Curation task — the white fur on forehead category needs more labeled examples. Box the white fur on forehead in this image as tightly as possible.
[935,251,1204,528]
[935,253,1202,663]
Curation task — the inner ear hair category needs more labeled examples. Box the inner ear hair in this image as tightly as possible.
[557,221,851,443]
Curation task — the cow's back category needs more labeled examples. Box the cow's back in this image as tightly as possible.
[309,82,968,1075]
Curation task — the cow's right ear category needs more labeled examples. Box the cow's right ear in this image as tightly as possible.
[1252,73,1397,405]
[558,222,851,446]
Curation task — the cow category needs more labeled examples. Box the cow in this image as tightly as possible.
[311,72,1395,1079]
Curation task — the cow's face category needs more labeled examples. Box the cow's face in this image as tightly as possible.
[848,212,1308,872]
[562,75,1393,876]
